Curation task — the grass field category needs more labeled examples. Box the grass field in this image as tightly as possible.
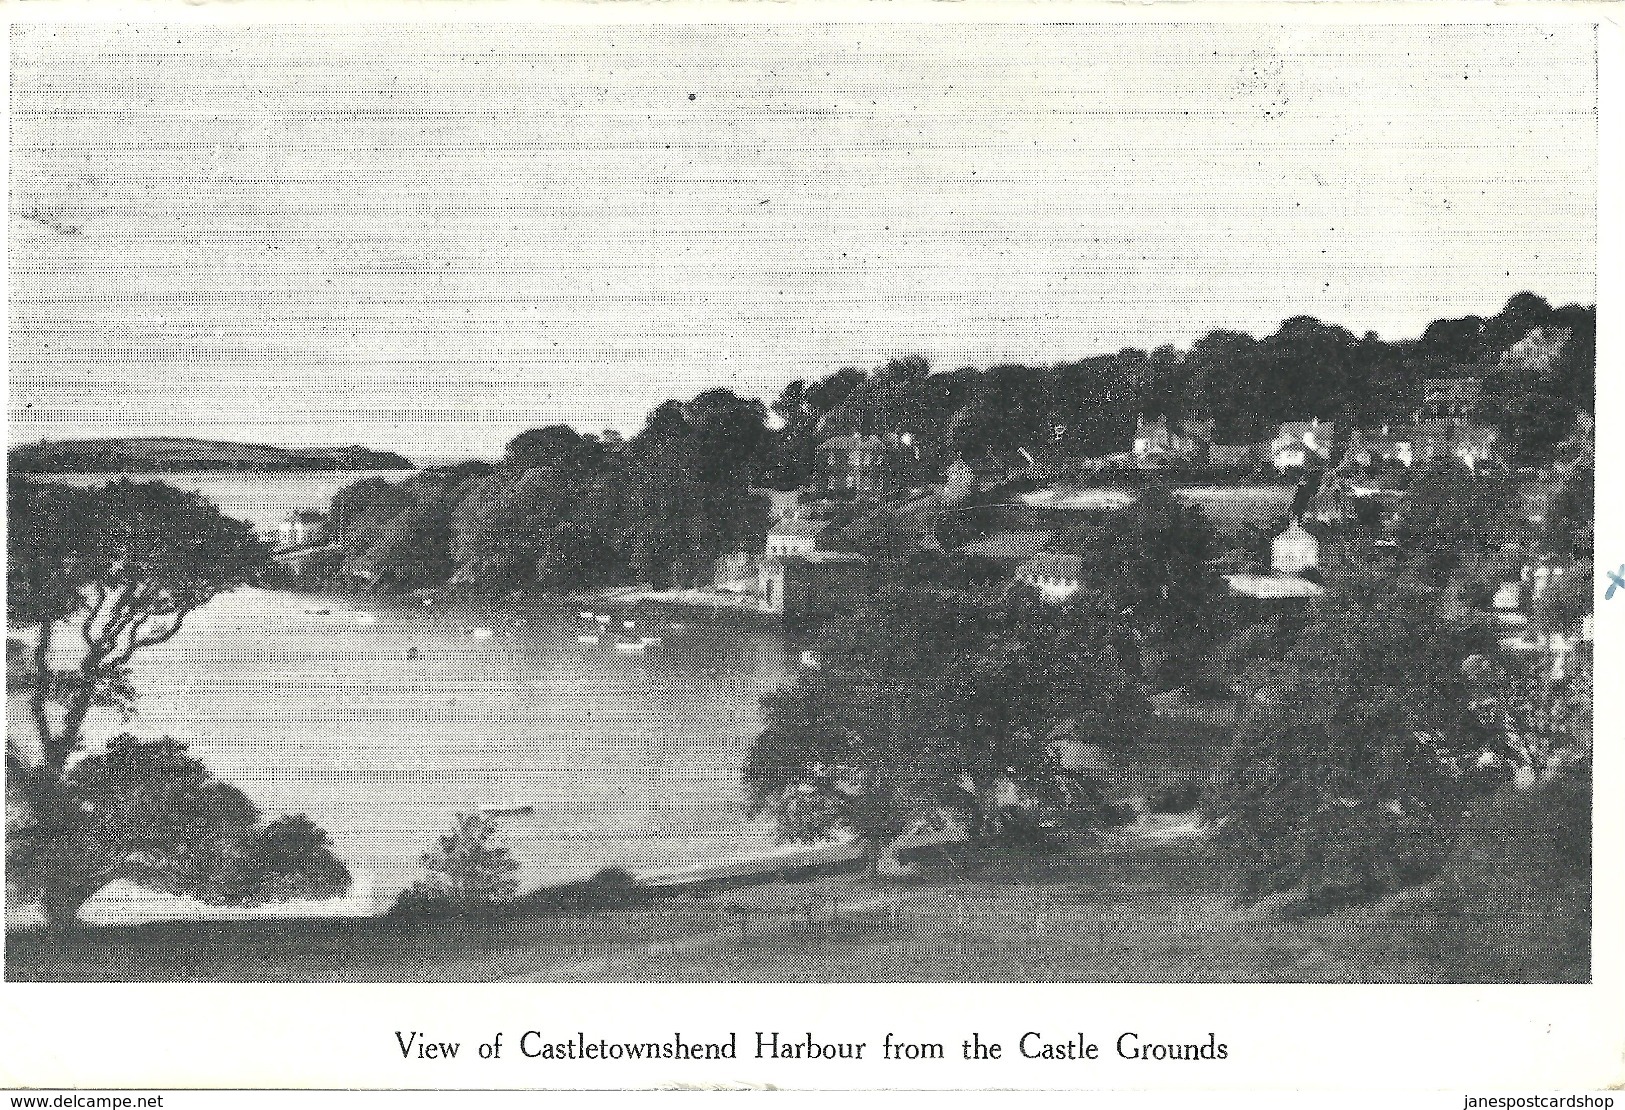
[7,789,1585,984]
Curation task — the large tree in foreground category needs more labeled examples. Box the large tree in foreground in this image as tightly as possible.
[7,478,351,928]
[1204,574,1509,909]
[745,588,1145,867]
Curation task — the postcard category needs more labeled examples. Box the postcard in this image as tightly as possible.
[2,1,1618,1097]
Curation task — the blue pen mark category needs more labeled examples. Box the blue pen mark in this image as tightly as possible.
[1606,566,1625,601]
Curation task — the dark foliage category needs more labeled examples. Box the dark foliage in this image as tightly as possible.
[7,478,349,929]
[1204,576,1509,909]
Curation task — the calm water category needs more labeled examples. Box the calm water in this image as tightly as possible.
[46,588,795,923]
[18,468,797,924]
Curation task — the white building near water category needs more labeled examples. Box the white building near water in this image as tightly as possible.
[764,518,831,558]
[277,510,327,549]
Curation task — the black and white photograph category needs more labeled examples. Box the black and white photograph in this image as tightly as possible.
[4,12,1601,1003]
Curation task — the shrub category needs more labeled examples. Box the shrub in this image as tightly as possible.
[510,868,649,915]
[989,805,1060,855]
[1146,780,1204,815]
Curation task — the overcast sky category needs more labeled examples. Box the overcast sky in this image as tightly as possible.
[7,22,1597,459]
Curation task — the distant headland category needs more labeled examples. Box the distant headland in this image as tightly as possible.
[8,437,415,475]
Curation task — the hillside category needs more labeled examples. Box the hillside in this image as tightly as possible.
[8,437,414,474]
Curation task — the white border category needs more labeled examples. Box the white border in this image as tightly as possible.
[2,0,1619,1095]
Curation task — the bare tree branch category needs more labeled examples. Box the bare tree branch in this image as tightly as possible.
[79,582,109,648]
[28,621,55,752]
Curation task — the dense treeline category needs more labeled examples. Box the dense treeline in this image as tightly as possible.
[332,391,773,591]
[328,292,1592,593]
[770,292,1592,470]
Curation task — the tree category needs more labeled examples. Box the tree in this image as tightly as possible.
[1394,458,1516,583]
[680,388,772,484]
[1050,354,1136,458]
[504,425,605,474]
[1070,487,1224,684]
[7,478,351,928]
[745,588,1144,866]
[1205,577,1508,909]
[405,812,520,906]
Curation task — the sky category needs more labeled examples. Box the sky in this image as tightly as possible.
[6,22,1598,459]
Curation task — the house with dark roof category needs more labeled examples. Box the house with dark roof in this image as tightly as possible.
[1133,414,1213,466]
[1271,419,1335,471]
[758,551,872,622]
[1348,422,1501,472]
[813,433,923,496]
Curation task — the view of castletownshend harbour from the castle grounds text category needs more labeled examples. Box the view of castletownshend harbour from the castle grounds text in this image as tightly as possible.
[4,22,1596,983]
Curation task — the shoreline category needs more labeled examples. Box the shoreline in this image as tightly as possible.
[8,582,804,930]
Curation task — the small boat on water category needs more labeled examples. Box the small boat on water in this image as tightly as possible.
[480,802,535,817]
[613,641,647,655]
[579,611,595,620]
[472,628,495,640]
[595,614,613,626]
[305,608,332,616]
[639,635,662,646]
[623,619,637,630]
[576,634,600,645]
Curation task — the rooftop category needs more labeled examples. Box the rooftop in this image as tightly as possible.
[820,434,890,452]
[1275,421,1336,441]
[1225,573,1324,599]
[762,550,868,569]
[1424,376,1486,405]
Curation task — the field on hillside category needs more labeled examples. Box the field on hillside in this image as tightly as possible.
[7,789,1584,984]
[1018,483,1294,538]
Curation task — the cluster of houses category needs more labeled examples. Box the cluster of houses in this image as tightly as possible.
[709,374,1582,650]
[714,514,874,623]
[1123,378,1503,475]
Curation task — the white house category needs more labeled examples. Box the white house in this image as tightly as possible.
[1270,521,1320,575]
[277,510,327,549]
[1016,553,1085,603]
[763,518,831,559]
[1133,414,1213,466]
[1271,419,1335,471]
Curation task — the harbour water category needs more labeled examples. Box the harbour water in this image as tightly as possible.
[17,466,801,924]
[60,586,796,923]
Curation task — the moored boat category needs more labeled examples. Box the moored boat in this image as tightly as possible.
[479,803,535,817]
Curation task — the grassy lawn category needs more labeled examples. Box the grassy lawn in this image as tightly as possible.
[7,789,1585,984]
